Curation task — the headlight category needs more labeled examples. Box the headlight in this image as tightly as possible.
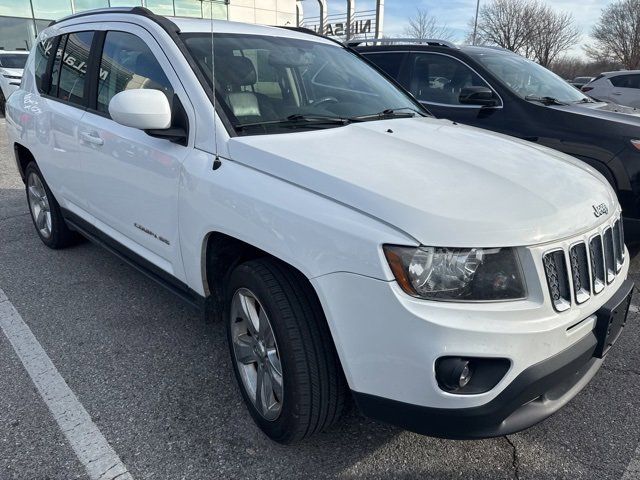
[383,245,526,301]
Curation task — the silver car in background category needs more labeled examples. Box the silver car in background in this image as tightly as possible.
[0,50,28,115]
[583,71,640,108]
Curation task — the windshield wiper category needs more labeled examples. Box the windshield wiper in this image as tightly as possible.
[349,108,421,122]
[524,95,569,106]
[235,114,353,131]
[575,97,596,104]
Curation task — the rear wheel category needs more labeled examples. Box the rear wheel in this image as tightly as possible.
[0,91,6,116]
[226,258,347,444]
[25,162,79,249]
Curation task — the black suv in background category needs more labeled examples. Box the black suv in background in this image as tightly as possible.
[355,40,640,240]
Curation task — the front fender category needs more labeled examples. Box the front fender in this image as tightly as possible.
[178,149,415,295]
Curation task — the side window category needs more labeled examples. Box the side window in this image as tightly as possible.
[33,37,55,93]
[57,31,94,106]
[627,75,640,89]
[49,35,67,98]
[610,75,630,88]
[410,53,492,106]
[364,52,406,80]
[97,31,174,114]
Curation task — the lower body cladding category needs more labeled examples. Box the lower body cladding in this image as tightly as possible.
[312,267,634,440]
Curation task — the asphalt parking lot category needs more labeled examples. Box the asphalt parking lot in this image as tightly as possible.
[1,114,640,480]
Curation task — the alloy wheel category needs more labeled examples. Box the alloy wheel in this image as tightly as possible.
[27,172,52,239]
[230,288,284,421]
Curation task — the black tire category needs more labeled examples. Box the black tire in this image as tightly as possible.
[226,258,348,444]
[24,161,80,249]
[0,91,5,116]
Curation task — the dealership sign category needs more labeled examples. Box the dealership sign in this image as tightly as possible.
[304,10,377,38]
[307,18,373,37]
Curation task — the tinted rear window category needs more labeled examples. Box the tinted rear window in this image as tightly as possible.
[0,53,28,69]
[33,39,55,93]
[364,52,406,80]
[57,31,94,106]
[611,74,640,89]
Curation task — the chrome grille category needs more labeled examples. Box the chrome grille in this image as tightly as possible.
[569,243,590,304]
[589,235,606,294]
[544,216,624,311]
[603,228,615,284]
[543,250,571,312]
[613,220,624,271]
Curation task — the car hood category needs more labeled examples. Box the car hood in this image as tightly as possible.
[0,68,23,77]
[555,101,640,122]
[228,117,617,247]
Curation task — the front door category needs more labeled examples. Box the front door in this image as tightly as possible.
[77,25,192,279]
[406,52,505,128]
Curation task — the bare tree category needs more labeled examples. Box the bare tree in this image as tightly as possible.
[586,0,640,69]
[404,8,456,41]
[530,6,581,67]
[474,0,538,55]
[474,0,580,66]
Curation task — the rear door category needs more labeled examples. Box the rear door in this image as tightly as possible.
[29,31,94,211]
[77,24,193,279]
[361,51,408,83]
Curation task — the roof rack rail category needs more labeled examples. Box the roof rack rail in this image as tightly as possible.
[48,6,156,27]
[347,38,458,49]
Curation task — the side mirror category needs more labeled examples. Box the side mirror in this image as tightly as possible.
[108,89,172,130]
[459,86,498,107]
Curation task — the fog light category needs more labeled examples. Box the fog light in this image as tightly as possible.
[437,358,473,392]
[435,356,511,395]
[459,362,472,388]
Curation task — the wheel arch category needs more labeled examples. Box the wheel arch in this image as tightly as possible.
[201,231,321,317]
[13,142,35,183]
[201,231,349,383]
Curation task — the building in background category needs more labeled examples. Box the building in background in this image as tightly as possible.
[299,0,384,41]
[0,0,298,51]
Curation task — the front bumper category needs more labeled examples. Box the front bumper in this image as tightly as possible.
[353,330,601,439]
[353,278,634,439]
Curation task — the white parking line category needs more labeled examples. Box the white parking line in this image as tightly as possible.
[624,450,640,480]
[0,288,133,480]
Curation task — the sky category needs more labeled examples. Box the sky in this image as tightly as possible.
[299,0,614,58]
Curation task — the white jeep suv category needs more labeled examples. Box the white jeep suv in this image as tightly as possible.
[5,7,634,443]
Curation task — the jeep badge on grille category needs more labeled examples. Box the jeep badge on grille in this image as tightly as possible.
[593,203,609,218]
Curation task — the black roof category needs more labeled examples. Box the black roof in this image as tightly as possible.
[354,43,516,57]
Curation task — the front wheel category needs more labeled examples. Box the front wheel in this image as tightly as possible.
[226,258,347,444]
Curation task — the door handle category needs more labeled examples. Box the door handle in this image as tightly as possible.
[80,131,104,146]
[612,92,622,96]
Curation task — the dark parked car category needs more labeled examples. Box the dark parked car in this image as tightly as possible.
[571,76,595,89]
[354,40,640,240]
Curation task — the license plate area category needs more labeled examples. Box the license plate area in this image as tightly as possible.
[594,281,634,358]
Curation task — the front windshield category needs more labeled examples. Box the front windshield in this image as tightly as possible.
[469,50,589,104]
[181,33,425,135]
[0,53,28,69]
